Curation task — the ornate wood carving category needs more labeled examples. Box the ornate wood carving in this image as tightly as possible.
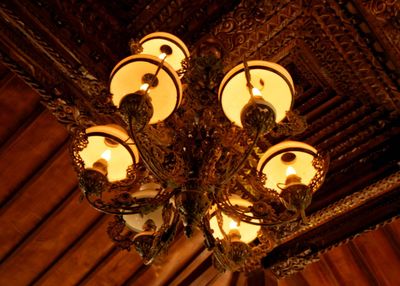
[267,172,400,277]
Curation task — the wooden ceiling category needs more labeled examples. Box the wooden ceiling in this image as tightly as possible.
[0,0,399,285]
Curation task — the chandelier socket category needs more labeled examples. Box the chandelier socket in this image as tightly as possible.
[133,231,156,264]
[240,99,276,134]
[79,169,108,197]
[119,91,154,132]
[226,241,252,270]
[280,184,312,222]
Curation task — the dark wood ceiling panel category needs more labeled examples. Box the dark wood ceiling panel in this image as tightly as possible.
[0,70,42,145]
[124,232,205,286]
[0,149,77,260]
[0,110,68,204]
[34,216,114,286]
[81,246,143,286]
[168,246,210,285]
[0,192,101,286]
[209,271,233,286]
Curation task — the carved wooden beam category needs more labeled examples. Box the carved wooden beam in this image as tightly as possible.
[263,171,400,277]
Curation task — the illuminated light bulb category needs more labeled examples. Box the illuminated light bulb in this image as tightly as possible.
[101,149,111,161]
[228,219,241,242]
[252,87,262,97]
[229,219,238,230]
[159,53,167,60]
[140,83,150,91]
[286,165,297,176]
[92,149,111,176]
[285,165,302,186]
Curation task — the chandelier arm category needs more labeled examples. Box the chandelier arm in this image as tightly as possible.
[216,209,229,240]
[214,189,298,226]
[219,128,262,185]
[107,215,135,251]
[142,203,180,265]
[127,119,175,185]
[83,188,174,215]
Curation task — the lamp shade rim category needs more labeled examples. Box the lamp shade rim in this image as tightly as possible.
[218,61,295,101]
[218,60,294,126]
[109,54,182,123]
[139,31,190,59]
[257,141,318,172]
[86,125,139,164]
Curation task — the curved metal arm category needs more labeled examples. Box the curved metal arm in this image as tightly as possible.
[84,188,175,215]
[219,128,262,186]
[127,120,182,186]
[137,203,180,265]
[213,177,298,226]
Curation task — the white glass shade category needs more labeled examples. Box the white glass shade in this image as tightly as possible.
[110,54,182,123]
[218,61,294,127]
[139,32,190,73]
[210,197,260,243]
[123,184,164,233]
[79,125,139,182]
[257,141,318,194]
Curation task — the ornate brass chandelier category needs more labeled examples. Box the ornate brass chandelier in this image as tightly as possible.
[70,32,329,272]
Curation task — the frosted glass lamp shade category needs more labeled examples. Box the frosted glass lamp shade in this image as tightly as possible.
[257,141,318,194]
[210,197,260,243]
[79,125,139,182]
[218,61,294,127]
[123,185,164,233]
[139,32,190,73]
[110,54,182,124]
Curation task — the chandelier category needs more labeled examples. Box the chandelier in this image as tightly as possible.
[70,32,329,272]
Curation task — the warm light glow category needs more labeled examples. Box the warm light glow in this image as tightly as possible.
[286,165,297,176]
[101,149,112,161]
[252,87,262,97]
[140,83,150,91]
[158,53,167,60]
[219,61,294,127]
[229,219,238,230]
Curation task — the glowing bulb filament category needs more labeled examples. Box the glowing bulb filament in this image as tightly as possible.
[159,53,167,60]
[101,149,111,162]
[140,83,150,91]
[286,166,297,176]
[252,87,262,97]
[229,220,238,230]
